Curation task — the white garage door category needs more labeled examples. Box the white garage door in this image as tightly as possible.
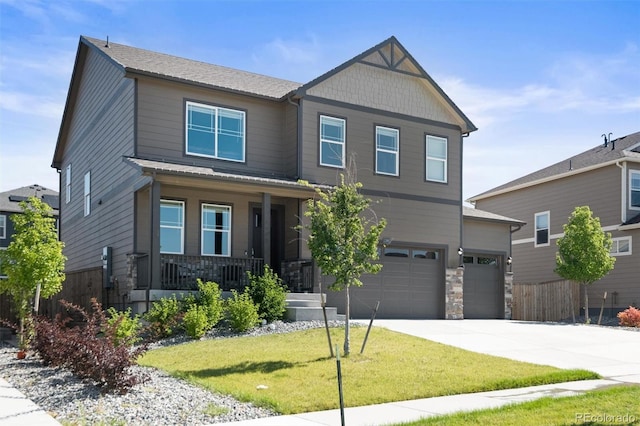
[349,246,444,319]
[463,254,504,319]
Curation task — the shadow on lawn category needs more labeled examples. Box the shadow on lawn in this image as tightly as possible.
[179,356,331,378]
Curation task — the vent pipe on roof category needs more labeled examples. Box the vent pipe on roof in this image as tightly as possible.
[610,133,615,150]
[105,36,110,48]
[601,133,608,147]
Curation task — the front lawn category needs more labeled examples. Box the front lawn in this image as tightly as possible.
[395,384,640,425]
[139,326,598,414]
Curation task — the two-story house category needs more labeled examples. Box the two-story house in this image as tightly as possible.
[470,131,640,318]
[52,35,518,319]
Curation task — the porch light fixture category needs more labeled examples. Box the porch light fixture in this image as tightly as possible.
[382,237,392,246]
[457,247,464,256]
[507,256,513,272]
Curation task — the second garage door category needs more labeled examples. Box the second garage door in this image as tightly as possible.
[463,253,504,319]
[349,246,444,319]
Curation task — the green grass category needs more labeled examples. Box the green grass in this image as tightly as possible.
[395,384,640,425]
[138,327,598,414]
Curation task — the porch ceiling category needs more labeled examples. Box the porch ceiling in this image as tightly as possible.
[125,157,327,198]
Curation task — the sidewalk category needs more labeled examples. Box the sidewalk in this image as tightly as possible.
[0,377,60,425]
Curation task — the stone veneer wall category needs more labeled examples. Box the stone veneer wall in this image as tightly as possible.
[445,267,464,319]
[504,272,513,319]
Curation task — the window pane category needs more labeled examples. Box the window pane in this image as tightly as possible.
[384,247,409,257]
[376,128,397,150]
[160,201,183,254]
[536,229,549,245]
[427,137,446,159]
[189,105,214,131]
[321,117,344,142]
[161,228,182,254]
[202,205,231,256]
[0,215,5,239]
[618,239,630,253]
[427,159,445,181]
[188,128,215,156]
[161,204,183,227]
[321,141,344,167]
[536,214,548,229]
[377,151,397,175]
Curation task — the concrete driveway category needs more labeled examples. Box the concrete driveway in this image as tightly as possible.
[363,319,640,383]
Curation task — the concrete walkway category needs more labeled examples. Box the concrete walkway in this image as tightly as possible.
[2,320,639,425]
[217,320,640,425]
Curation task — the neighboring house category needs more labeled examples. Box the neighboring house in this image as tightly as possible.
[470,131,640,316]
[52,35,515,319]
[0,185,59,283]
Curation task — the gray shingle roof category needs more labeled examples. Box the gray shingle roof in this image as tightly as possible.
[463,206,525,225]
[0,185,59,214]
[82,36,302,100]
[470,131,640,201]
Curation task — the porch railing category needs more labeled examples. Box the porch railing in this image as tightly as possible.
[159,254,264,291]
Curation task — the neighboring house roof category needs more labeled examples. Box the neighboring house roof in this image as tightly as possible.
[469,131,640,202]
[0,184,59,214]
[462,206,525,226]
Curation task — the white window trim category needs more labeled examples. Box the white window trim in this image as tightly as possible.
[319,115,346,168]
[83,171,91,217]
[426,135,448,183]
[201,203,232,257]
[610,236,632,256]
[160,200,185,255]
[534,211,550,247]
[0,215,5,239]
[185,101,246,162]
[65,164,71,204]
[375,126,399,176]
[630,170,640,211]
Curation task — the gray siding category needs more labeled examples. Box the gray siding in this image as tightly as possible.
[463,220,511,253]
[60,47,137,284]
[475,164,639,311]
[136,77,293,178]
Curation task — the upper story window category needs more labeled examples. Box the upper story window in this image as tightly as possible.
[375,126,399,176]
[320,115,345,168]
[83,171,91,217]
[426,135,447,183]
[186,101,245,162]
[0,215,5,239]
[534,211,550,247]
[160,200,184,254]
[610,236,632,256]
[201,204,231,256]
[630,170,640,209]
[65,164,71,204]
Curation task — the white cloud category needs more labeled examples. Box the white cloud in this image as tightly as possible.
[0,91,64,118]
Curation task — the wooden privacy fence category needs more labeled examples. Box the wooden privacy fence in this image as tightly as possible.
[512,279,580,322]
[38,267,104,319]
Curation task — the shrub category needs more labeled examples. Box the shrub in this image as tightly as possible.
[183,305,210,339]
[104,307,142,347]
[225,290,260,332]
[196,279,224,328]
[246,265,288,323]
[32,298,147,393]
[144,295,182,338]
[618,306,640,327]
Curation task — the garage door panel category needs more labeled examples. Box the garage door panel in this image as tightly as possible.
[463,254,503,319]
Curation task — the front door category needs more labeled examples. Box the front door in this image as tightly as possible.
[251,206,284,274]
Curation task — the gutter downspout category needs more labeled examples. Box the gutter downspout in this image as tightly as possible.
[616,161,626,224]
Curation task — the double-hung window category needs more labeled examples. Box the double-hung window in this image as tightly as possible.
[631,170,640,209]
[610,236,632,256]
[534,211,550,247]
[83,171,91,216]
[320,115,345,168]
[186,101,245,162]
[0,215,5,239]
[65,164,71,204]
[202,204,231,256]
[376,126,399,176]
[160,200,184,254]
[426,135,447,183]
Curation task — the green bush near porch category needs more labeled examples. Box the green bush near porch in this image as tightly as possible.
[139,327,598,414]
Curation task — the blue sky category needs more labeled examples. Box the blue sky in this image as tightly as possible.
[1,0,639,202]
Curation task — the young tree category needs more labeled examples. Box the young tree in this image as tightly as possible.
[0,197,66,347]
[301,171,386,355]
[555,206,615,323]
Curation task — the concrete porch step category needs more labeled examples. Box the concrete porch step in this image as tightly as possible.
[285,306,339,322]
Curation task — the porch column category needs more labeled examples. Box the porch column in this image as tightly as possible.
[150,180,161,290]
[262,192,271,266]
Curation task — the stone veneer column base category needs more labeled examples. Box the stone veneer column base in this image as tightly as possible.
[504,272,513,320]
[445,267,464,319]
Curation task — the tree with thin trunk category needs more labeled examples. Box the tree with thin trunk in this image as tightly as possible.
[555,206,615,323]
[300,168,386,356]
[0,197,66,348]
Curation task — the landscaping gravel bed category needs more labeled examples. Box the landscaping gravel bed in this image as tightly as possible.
[0,320,344,425]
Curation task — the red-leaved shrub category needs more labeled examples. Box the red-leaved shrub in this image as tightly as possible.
[617,306,640,328]
[32,298,148,393]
